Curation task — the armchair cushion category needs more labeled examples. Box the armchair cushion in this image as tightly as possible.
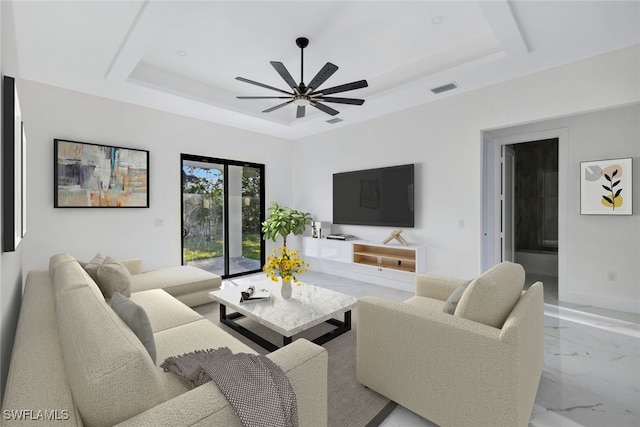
[442,280,470,314]
[404,296,446,312]
[455,261,525,328]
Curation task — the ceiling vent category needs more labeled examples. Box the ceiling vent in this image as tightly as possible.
[431,82,458,94]
[326,118,343,124]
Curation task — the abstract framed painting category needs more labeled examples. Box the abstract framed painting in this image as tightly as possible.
[2,75,25,252]
[580,157,632,215]
[54,139,149,208]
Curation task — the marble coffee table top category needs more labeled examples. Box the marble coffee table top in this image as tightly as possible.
[209,275,357,337]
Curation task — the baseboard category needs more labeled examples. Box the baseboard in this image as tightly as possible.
[560,290,640,315]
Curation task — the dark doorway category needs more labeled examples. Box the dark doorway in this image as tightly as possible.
[508,139,559,301]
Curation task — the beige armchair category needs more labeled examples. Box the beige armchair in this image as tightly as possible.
[356,261,543,427]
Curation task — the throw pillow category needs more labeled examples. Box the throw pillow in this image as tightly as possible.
[83,252,106,283]
[97,256,132,298]
[455,261,525,328]
[110,292,156,363]
[442,280,471,315]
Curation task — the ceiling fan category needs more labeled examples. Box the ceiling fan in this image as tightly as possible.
[235,37,368,118]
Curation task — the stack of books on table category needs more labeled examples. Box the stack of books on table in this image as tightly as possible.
[240,285,271,303]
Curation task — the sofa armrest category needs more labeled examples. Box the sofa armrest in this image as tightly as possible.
[120,258,142,275]
[2,271,83,426]
[415,274,468,300]
[267,339,328,426]
[116,339,328,427]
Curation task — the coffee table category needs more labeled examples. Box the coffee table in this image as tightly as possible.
[209,276,357,352]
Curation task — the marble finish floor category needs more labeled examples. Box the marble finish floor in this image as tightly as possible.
[272,270,640,427]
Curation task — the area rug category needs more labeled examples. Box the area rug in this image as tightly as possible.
[194,302,396,427]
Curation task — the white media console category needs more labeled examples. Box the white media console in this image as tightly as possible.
[302,236,426,290]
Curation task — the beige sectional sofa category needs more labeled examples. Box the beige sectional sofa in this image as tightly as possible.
[1,253,328,427]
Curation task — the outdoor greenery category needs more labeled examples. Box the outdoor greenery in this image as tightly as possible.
[182,234,261,262]
[182,165,262,262]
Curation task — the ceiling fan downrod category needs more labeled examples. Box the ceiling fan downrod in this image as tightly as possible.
[296,37,309,93]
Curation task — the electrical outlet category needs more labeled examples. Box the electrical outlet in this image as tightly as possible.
[607,271,617,282]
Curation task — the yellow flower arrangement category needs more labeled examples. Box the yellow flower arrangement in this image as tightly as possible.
[263,246,309,283]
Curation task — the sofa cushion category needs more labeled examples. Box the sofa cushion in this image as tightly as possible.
[154,319,258,399]
[129,289,203,333]
[442,280,471,315]
[97,256,132,298]
[55,263,167,427]
[130,266,221,296]
[111,292,156,363]
[454,261,525,328]
[49,252,76,279]
[52,258,106,303]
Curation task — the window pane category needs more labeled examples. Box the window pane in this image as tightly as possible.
[182,161,225,276]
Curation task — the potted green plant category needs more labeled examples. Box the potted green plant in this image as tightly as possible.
[261,202,312,298]
[261,202,312,248]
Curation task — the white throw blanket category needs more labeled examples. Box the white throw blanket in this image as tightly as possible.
[161,347,298,427]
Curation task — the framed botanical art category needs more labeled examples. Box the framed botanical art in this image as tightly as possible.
[54,139,149,208]
[580,157,632,215]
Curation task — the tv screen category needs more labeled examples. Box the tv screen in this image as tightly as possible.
[333,164,414,227]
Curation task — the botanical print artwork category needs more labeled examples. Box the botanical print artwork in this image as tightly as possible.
[55,139,149,208]
[581,158,632,215]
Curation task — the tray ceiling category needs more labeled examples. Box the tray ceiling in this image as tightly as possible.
[11,1,640,140]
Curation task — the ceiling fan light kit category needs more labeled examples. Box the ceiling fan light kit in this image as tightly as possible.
[236,37,368,119]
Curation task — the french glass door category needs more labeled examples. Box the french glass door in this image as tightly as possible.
[181,154,265,278]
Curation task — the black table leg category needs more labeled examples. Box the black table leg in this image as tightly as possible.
[218,304,352,352]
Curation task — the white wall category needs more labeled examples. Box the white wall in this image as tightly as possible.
[0,0,24,402]
[19,81,294,273]
[292,46,639,313]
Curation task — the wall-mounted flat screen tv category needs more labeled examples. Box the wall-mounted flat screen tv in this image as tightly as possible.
[333,164,414,227]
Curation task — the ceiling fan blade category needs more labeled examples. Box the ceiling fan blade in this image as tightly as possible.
[317,79,368,95]
[236,77,293,95]
[307,62,339,91]
[311,101,339,116]
[296,105,305,118]
[270,61,298,90]
[319,97,364,105]
[262,100,293,113]
[237,96,291,99]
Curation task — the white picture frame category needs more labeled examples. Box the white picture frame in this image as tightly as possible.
[580,157,633,215]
